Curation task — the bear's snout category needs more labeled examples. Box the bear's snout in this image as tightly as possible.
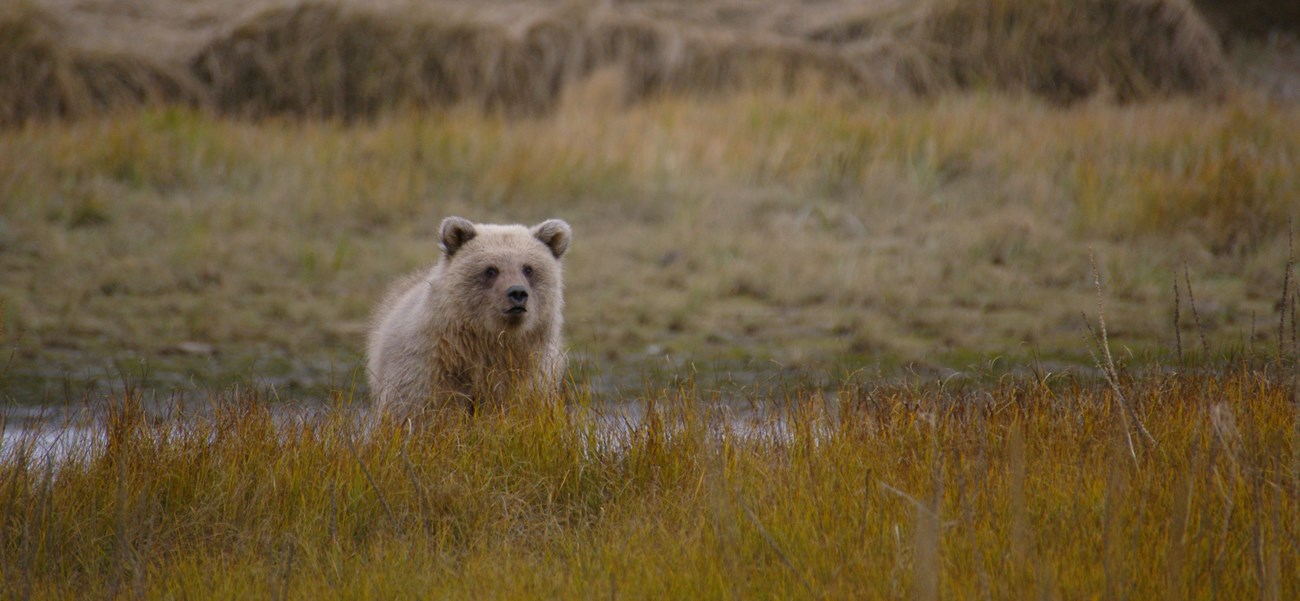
[506,285,529,311]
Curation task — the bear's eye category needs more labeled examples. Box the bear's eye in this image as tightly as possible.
[484,267,499,279]
[522,265,534,278]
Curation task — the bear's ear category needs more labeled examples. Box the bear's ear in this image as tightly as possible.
[531,219,571,259]
[440,216,477,258]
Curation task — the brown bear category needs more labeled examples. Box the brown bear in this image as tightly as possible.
[366,216,571,415]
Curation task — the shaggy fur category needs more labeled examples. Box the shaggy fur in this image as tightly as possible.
[367,216,570,415]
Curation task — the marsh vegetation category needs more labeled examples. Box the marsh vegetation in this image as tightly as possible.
[2,0,1299,597]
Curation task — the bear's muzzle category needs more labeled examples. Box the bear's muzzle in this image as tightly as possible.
[505,285,528,315]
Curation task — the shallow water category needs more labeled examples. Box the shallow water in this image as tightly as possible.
[1,405,99,464]
[4,352,1085,463]
[0,390,814,466]
[0,350,363,406]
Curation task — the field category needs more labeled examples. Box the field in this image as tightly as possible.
[2,0,1300,598]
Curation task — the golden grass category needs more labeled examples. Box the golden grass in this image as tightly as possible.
[1067,98,1299,253]
[2,367,1297,598]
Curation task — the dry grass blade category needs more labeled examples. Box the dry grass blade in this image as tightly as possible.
[878,481,941,522]
[741,503,818,599]
[343,431,398,531]
[913,494,941,601]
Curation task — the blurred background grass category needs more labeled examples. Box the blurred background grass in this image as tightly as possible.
[1,0,1299,400]
[0,0,1252,123]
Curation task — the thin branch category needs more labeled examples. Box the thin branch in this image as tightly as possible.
[1087,250,1155,454]
[1184,264,1210,360]
[1284,218,1295,363]
[1174,273,1184,369]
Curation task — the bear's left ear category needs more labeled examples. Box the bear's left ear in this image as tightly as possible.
[531,219,571,259]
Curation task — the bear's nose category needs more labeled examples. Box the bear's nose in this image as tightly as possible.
[506,285,529,304]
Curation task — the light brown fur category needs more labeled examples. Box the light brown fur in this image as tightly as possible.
[367,217,571,415]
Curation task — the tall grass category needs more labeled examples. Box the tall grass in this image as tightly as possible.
[2,368,1297,598]
[1067,99,1298,253]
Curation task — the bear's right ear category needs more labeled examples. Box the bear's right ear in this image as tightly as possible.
[440,216,477,258]
[532,219,571,259]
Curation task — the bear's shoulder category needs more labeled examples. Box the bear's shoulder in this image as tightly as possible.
[374,266,435,317]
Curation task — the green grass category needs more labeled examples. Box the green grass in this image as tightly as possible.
[2,367,1297,598]
[2,91,1298,399]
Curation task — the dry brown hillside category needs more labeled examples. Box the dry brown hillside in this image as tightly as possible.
[2,0,1252,124]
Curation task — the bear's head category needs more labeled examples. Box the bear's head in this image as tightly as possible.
[437,216,571,334]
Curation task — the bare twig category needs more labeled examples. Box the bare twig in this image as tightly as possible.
[1284,293,1294,364]
[1250,311,1258,359]
[1081,311,1137,460]
[1173,273,1184,369]
[1183,264,1210,360]
[1281,218,1293,363]
[1086,250,1155,458]
[1286,219,1297,363]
